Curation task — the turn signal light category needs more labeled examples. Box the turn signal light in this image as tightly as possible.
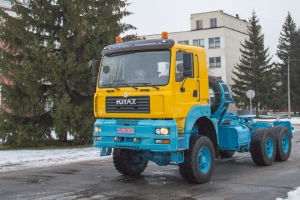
[93,136,101,141]
[155,139,170,144]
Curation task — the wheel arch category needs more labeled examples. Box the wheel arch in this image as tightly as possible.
[184,105,219,155]
[184,105,212,134]
[194,117,219,155]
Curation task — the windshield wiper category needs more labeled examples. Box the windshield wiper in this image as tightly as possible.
[116,82,138,90]
[101,83,138,90]
[129,83,159,90]
[100,84,121,90]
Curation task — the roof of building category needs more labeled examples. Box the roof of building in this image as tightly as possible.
[191,10,248,23]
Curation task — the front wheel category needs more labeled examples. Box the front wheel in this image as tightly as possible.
[179,135,215,184]
[272,126,292,161]
[113,148,148,176]
[250,128,276,166]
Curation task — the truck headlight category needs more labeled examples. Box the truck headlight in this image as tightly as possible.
[155,128,170,135]
[94,126,101,132]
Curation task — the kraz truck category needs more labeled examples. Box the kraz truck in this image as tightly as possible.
[91,32,293,184]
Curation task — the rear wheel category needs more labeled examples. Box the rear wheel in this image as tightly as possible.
[219,150,235,158]
[179,135,215,184]
[113,148,148,176]
[272,126,291,161]
[250,128,276,166]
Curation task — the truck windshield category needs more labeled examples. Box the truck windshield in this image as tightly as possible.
[99,50,171,88]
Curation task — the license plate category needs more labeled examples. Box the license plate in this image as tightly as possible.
[117,128,135,134]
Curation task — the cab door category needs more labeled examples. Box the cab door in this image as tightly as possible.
[173,50,199,118]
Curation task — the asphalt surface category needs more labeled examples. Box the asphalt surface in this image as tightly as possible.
[0,128,300,200]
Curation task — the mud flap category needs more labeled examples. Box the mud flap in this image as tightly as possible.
[100,147,112,156]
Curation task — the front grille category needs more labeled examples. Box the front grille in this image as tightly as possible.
[106,96,150,113]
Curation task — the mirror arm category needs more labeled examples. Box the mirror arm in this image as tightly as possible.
[180,78,186,92]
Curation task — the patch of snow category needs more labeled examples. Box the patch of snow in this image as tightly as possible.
[0,147,110,172]
[255,117,300,125]
[276,187,300,200]
[50,130,74,140]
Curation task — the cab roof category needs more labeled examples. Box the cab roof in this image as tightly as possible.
[101,39,175,55]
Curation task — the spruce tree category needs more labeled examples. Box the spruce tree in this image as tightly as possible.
[290,30,300,114]
[0,0,135,147]
[275,12,300,115]
[231,11,274,117]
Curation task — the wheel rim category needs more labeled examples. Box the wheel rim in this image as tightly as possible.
[198,147,211,173]
[282,134,290,153]
[265,137,274,157]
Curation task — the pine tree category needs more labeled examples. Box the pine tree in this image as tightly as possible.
[290,30,300,114]
[0,0,135,147]
[231,11,274,117]
[275,12,300,115]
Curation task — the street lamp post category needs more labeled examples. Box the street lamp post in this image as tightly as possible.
[288,56,291,119]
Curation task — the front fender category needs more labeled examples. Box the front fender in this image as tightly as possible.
[184,105,211,133]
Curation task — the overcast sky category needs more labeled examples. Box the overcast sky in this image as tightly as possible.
[121,0,300,62]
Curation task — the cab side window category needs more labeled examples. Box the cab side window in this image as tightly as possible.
[176,52,193,82]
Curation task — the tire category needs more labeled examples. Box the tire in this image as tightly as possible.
[272,126,291,161]
[219,150,235,158]
[113,148,148,176]
[250,128,276,166]
[178,135,215,184]
[209,76,223,115]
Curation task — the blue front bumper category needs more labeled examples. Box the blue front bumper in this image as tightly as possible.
[93,119,188,152]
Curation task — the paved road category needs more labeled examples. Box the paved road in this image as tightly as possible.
[1,129,300,200]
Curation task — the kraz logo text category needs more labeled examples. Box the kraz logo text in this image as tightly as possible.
[116,99,137,105]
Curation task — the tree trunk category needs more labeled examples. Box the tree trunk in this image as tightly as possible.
[58,131,68,142]
[256,102,259,118]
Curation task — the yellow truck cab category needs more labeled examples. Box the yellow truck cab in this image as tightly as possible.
[94,33,209,125]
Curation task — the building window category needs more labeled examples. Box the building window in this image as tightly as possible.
[193,39,205,48]
[196,20,203,29]
[209,37,220,48]
[178,40,189,45]
[209,57,221,68]
[210,18,217,27]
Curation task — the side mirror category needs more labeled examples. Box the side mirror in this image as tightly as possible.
[88,59,100,84]
[182,53,193,77]
[92,59,100,77]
